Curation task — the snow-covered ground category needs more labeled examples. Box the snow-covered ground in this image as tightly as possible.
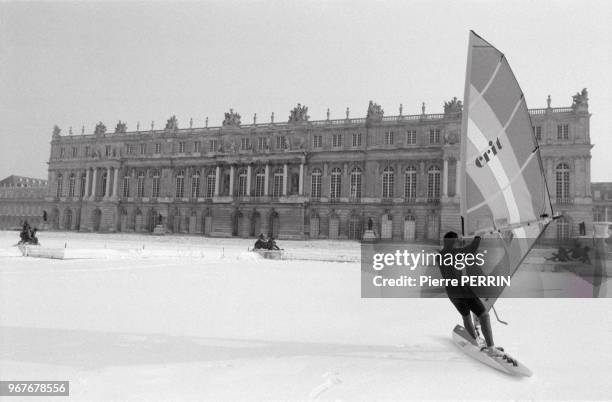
[1,231,611,401]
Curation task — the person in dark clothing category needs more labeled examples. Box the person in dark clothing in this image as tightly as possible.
[439,231,496,351]
[254,234,267,250]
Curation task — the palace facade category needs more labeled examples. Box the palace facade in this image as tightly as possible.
[0,175,48,229]
[44,90,593,241]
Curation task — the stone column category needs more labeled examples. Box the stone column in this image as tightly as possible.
[84,168,91,198]
[455,159,461,197]
[90,168,98,200]
[264,164,270,196]
[586,157,592,196]
[442,158,448,197]
[104,167,112,199]
[229,165,235,196]
[112,167,119,199]
[283,163,288,196]
[214,166,220,196]
[299,163,304,195]
[246,165,252,196]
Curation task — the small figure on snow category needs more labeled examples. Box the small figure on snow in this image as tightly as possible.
[18,221,40,246]
[254,234,267,250]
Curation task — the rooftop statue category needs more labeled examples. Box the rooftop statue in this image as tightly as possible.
[52,125,61,139]
[165,115,178,130]
[288,103,310,123]
[366,101,384,124]
[115,121,127,134]
[444,97,463,115]
[94,122,107,136]
[222,109,241,127]
[572,88,588,110]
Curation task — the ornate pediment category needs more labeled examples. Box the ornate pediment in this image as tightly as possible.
[165,115,178,130]
[222,109,241,127]
[572,88,588,110]
[366,100,384,122]
[288,103,309,123]
[94,122,107,136]
[115,121,127,134]
[444,97,463,115]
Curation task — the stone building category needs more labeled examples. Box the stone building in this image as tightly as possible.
[0,175,48,229]
[44,90,593,241]
[592,182,612,223]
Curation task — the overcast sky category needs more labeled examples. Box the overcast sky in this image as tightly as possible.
[1,0,611,181]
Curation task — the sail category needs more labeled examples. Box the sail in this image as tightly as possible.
[460,31,553,310]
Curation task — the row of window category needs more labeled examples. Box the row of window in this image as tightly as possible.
[532,124,570,141]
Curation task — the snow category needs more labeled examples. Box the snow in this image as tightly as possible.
[1,230,611,401]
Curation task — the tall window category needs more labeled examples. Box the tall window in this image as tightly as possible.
[85,146,90,157]
[311,168,322,198]
[238,168,248,196]
[126,144,134,155]
[194,141,200,153]
[406,130,417,145]
[178,142,185,153]
[191,171,200,198]
[175,169,185,198]
[209,139,218,152]
[533,126,542,141]
[332,134,343,147]
[72,147,78,157]
[382,167,394,198]
[137,172,145,197]
[276,136,287,150]
[427,166,441,199]
[557,124,569,140]
[313,135,322,148]
[140,143,146,155]
[60,148,65,158]
[101,171,108,196]
[80,173,86,197]
[206,172,216,197]
[330,168,342,199]
[556,163,570,201]
[352,133,362,147]
[68,173,76,197]
[155,143,161,154]
[404,166,417,199]
[258,137,266,151]
[56,174,63,197]
[106,145,112,156]
[255,169,265,197]
[429,128,441,144]
[122,174,130,197]
[151,169,160,197]
[350,167,362,199]
[557,217,570,240]
[272,168,284,197]
[385,131,394,145]
[241,138,250,150]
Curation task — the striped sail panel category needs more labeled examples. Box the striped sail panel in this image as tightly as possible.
[460,31,553,311]
[460,31,552,235]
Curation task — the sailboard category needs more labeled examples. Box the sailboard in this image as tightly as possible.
[459,31,554,311]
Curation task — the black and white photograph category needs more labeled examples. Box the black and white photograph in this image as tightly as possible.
[1,0,611,400]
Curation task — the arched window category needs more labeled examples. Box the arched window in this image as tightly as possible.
[404,166,417,199]
[427,166,441,200]
[68,173,76,197]
[206,171,216,198]
[175,169,185,198]
[330,168,342,199]
[254,168,265,197]
[272,168,284,197]
[350,167,362,199]
[556,163,570,202]
[56,173,63,198]
[122,173,130,198]
[382,167,394,198]
[137,171,145,197]
[191,171,200,198]
[311,168,322,198]
[151,169,160,198]
[238,168,248,196]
